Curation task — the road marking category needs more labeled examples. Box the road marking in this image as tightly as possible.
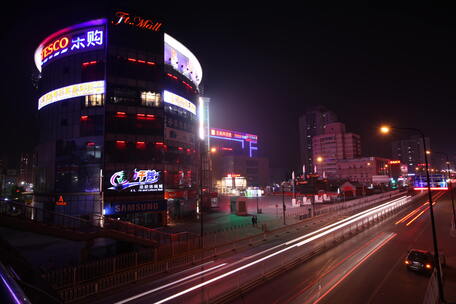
[114,263,227,304]
[310,233,397,304]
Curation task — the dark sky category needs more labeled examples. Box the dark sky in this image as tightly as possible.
[2,2,456,170]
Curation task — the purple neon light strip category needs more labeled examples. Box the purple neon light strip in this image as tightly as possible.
[0,273,22,304]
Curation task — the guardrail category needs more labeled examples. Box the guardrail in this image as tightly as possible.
[0,201,178,246]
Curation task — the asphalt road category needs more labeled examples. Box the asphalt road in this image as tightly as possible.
[90,193,418,304]
[232,190,455,304]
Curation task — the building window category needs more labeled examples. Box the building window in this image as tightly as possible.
[141,91,161,107]
[85,94,104,107]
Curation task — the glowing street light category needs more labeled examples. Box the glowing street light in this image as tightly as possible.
[316,156,323,163]
[380,125,390,134]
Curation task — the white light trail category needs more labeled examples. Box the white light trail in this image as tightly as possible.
[114,263,227,304]
[146,195,411,304]
[285,196,409,246]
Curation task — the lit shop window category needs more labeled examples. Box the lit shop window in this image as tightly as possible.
[140,91,161,107]
[85,94,104,107]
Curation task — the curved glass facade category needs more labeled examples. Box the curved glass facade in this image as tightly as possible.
[34,13,202,227]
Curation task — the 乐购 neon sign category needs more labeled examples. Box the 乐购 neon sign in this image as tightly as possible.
[38,80,105,110]
[41,27,104,64]
[112,11,162,32]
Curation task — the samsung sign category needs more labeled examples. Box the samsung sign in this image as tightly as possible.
[105,200,166,215]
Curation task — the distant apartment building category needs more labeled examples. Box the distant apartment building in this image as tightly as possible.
[298,106,338,174]
[392,136,431,172]
[312,122,361,179]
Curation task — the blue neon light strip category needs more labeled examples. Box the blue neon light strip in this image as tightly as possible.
[210,135,245,148]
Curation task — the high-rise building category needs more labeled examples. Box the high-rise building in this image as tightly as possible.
[392,136,431,173]
[312,122,361,179]
[33,10,205,227]
[298,106,338,174]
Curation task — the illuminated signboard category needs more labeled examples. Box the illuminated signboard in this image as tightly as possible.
[111,11,163,32]
[210,128,258,158]
[34,19,106,71]
[104,200,167,215]
[38,80,105,110]
[163,90,196,115]
[210,128,257,143]
[108,169,163,193]
[164,33,202,86]
[389,160,401,164]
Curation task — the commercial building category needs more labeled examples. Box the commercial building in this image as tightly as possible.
[209,128,269,193]
[298,106,338,174]
[33,11,205,226]
[312,122,361,179]
[392,135,431,173]
[336,157,391,185]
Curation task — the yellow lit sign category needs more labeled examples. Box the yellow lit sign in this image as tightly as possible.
[38,80,105,110]
[163,90,196,115]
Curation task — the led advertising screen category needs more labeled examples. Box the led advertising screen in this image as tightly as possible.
[163,90,197,115]
[164,33,202,86]
[38,80,105,110]
[107,168,164,193]
[34,19,106,71]
[210,128,258,143]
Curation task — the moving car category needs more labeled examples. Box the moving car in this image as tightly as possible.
[404,249,435,275]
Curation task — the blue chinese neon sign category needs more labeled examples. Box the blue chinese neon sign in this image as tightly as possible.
[108,169,163,193]
[40,26,105,67]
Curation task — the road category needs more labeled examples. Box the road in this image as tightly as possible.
[232,190,455,304]
[90,193,423,304]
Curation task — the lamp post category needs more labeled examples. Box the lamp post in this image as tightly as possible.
[380,125,445,302]
[281,182,286,225]
[430,151,456,230]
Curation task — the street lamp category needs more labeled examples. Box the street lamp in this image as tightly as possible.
[428,150,456,230]
[281,182,286,225]
[379,125,445,302]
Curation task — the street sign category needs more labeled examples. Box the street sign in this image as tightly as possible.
[56,195,67,206]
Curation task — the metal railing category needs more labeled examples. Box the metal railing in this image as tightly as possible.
[44,192,425,303]
[0,201,176,246]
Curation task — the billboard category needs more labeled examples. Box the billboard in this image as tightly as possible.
[163,90,196,115]
[210,128,258,143]
[107,169,164,193]
[104,200,167,215]
[34,19,107,71]
[38,80,105,110]
[164,33,202,86]
[210,128,259,157]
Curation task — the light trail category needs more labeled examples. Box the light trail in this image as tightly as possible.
[405,207,430,226]
[395,202,428,225]
[117,195,411,304]
[114,263,227,304]
[294,197,407,247]
[146,196,409,304]
[310,232,397,304]
[395,192,444,225]
[285,196,409,246]
[277,232,388,304]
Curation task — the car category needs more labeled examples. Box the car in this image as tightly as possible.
[404,249,435,275]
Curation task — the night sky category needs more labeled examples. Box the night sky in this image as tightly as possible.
[2,2,456,172]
